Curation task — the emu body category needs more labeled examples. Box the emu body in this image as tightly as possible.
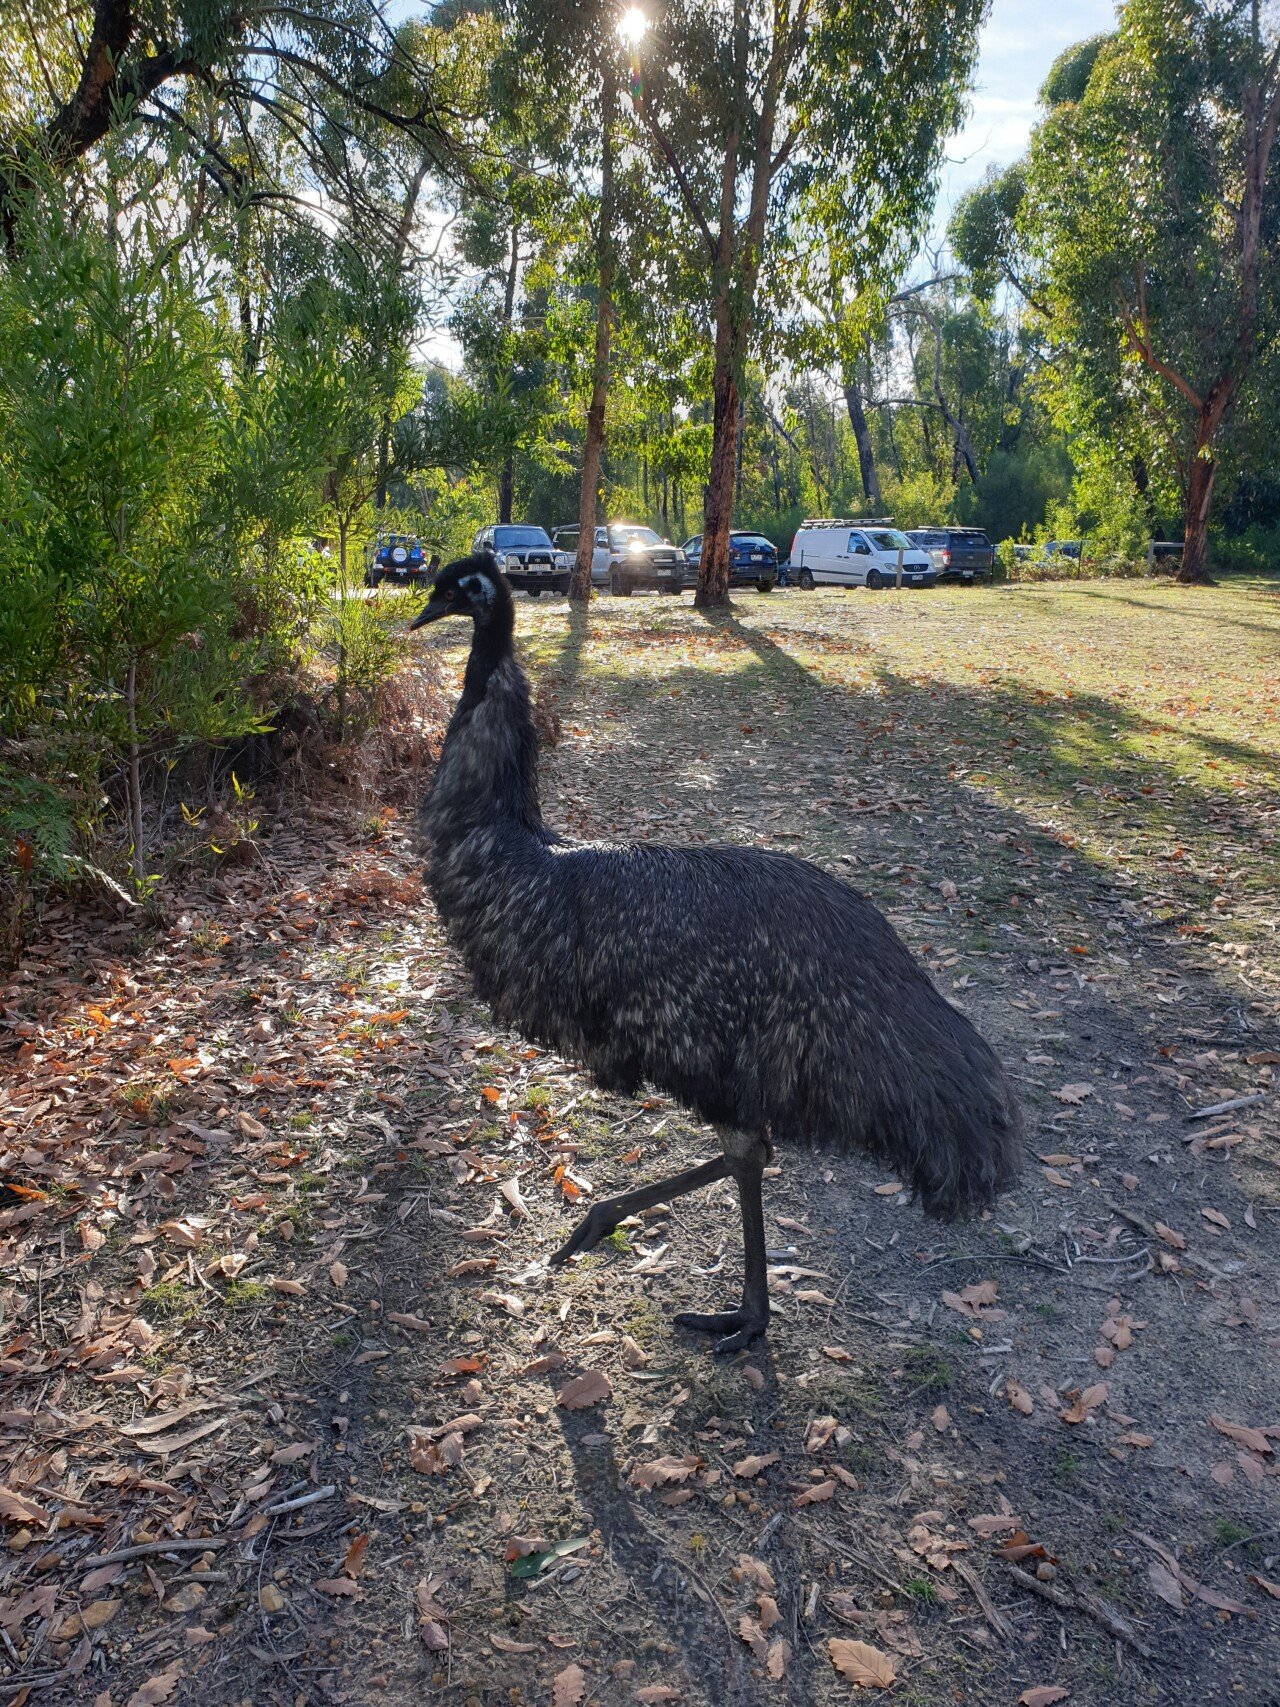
[413,556,1020,1351]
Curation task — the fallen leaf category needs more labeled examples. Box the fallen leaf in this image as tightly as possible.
[630,1455,701,1490]
[733,1453,780,1480]
[829,1638,896,1688]
[634,1689,681,1704]
[1007,1381,1034,1415]
[1052,1083,1094,1104]
[1250,1575,1280,1600]
[491,1634,538,1654]
[766,1638,791,1680]
[500,1178,531,1219]
[931,1404,951,1433]
[737,1614,768,1660]
[329,1260,348,1288]
[1018,1689,1070,1707]
[126,1660,185,1705]
[1153,1222,1186,1251]
[792,1479,836,1508]
[314,1577,361,1597]
[804,1415,837,1453]
[1200,1206,1229,1229]
[343,1533,370,1578]
[557,1370,612,1411]
[1209,1415,1272,1455]
[552,1662,586,1707]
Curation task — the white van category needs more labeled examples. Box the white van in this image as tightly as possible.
[789,519,937,589]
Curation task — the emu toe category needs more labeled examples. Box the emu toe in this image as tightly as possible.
[548,1208,612,1267]
[674,1305,768,1356]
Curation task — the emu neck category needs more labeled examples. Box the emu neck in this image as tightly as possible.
[427,609,544,841]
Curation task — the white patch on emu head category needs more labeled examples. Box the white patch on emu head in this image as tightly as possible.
[460,573,495,608]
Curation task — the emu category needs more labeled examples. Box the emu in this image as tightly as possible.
[412,554,1020,1353]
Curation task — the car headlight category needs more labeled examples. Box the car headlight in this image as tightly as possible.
[554,552,570,569]
[503,553,521,571]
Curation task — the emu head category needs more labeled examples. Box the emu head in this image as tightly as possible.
[410,553,509,630]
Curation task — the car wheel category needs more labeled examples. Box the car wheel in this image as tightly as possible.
[609,569,622,596]
[797,568,814,590]
[756,579,773,593]
[366,569,383,588]
[527,589,540,598]
[866,569,885,590]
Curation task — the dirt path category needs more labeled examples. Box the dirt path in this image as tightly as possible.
[1,583,1278,1706]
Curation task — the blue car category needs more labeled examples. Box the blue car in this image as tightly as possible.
[680,531,779,592]
[366,534,429,586]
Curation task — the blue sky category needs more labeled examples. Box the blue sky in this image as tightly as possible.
[934,0,1120,234]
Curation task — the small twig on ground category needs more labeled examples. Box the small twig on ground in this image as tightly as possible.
[1004,1563,1153,1659]
[951,1557,1016,1644]
[80,1537,231,1569]
[1187,1093,1266,1120]
[1101,1199,1233,1281]
[921,1253,1069,1275]
[259,1485,336,1518]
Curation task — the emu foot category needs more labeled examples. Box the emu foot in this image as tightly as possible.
[674,1305,767,1356]
[548,1207,614,1267]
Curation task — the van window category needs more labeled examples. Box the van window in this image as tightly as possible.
[848,532,870,553]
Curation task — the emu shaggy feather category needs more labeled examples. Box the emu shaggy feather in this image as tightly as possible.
[415,555,1020,1350]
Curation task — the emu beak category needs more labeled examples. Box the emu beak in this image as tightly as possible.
[410,595,450,630]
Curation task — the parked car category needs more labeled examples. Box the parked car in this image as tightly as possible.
[365,533,428,586]
[472,524,571,596]
[905,526,995,582]
[788,520,935,589]
[1045,539,1082,559]
[549,522,686,595]
[680,531,779,592]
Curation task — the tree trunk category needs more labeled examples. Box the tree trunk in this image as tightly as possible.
[336,519,349,741]
[842,371,881,508]
[1178,438,1217,584]
[697,303,740,605]
[124,658,145,894]
[571,57,618,604]
[497,220,520,526]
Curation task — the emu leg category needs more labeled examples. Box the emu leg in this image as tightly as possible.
[674,1143,770,1355]
[548,1156,730,1267]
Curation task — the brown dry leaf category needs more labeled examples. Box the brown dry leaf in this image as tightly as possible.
[314,1577,362,1597]
[1007,1381,1034,1415]
[829,1638,896,1688]
[1018,1690,1070,1707]
[270,1440,316,1465]
[736,1555,776,1593]
[552,1662,587,1707]
[742,1365,765,1390]
[765,1638,791,1681]
[1153,1222,1186,1251]
[635,1688,681,1704]
[520,1352,567,1377]
[557,1369,612,1411]
[329,1260,348,1289]
[1250,1575,1280,1600]
[500,1177,531,1219]
[822,1346,853,1362]
[940,1280,1004,1321]
[629,1454,701,1491]
[737,1614,768,1660]
[620,1334,650,1369]
[1148,1560,1184,1609]
[343,1533,370,1578]
[792,1479,836,1508]
[931,1404,950,1433]
[1052,1083,1093,1104]
[447,1257,497,1277]
[125,1662,185,1706]
[1060,1383,1108,1425]
[270,1277,305,1296]
[1209,1414,1273,1455]
[804,1415,837,1453]
[968,1514,1021,1538]
[1115,1432,1154,1449]
[733,1453,780,1480]
[491,1634,538,1654]
[1201,1207,1229,1230]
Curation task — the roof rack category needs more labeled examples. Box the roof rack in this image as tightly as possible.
[797,516,895,528]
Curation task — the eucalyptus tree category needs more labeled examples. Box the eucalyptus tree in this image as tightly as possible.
[1017,4,1280,581]
[624,0,986,603]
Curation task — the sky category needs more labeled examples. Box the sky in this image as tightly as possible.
[933,0,1120,236]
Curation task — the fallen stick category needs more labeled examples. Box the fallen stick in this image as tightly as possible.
[1101,1199,1232,1282]
[1004,1563,1153,1659]
[260,1485,336,1517]
[79,1536,230,1569]
[951,1557,1015,1644]
[1188,1093,1266,1120]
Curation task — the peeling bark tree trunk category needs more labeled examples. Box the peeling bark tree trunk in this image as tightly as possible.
[842,371,881,509]
[498,222,520,524]
[1179,430,1220,584]
[571,58,618,605]
[697,302,741,606]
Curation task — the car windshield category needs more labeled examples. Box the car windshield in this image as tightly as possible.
[733,535,773,550]
[611,525,663,547]
[868,529,914,551]
[494,526,552,548]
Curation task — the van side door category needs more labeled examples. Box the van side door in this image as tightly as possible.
[847,531,874,584]
[592,527,610,583]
